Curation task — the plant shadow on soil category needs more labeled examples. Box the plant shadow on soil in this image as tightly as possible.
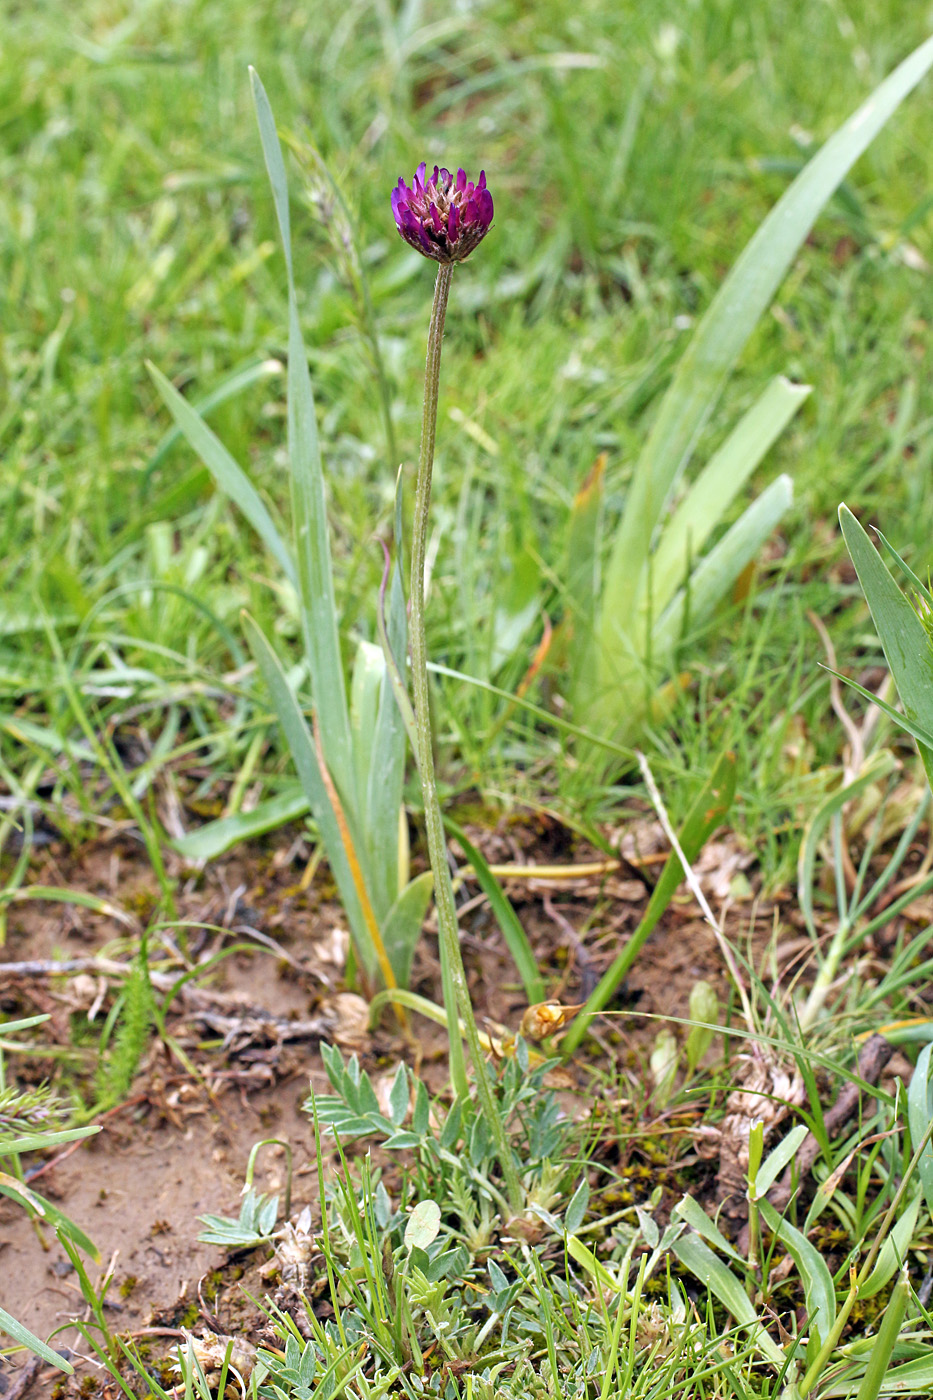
[0,812,897,1395]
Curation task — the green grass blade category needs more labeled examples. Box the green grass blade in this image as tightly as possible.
[839,503,933,789]
[854,1267,909,1400]
[673,1194,746,1267]
[250,67,353,804]
[241,611,375,983]
[650,377,810,619]
[797,753,895,942]
[2,1124,99,1155]
[823,668,933,754]
[858,1191,922,1300]
[0,1307,73,1372]
[362,623,407,919]
[381,871,433,990]
[561,750,735,1054]
[908,1043,933,1218]
[599,34,933,662]
[653,474,793,658]
[172,786,311,862]
[444,817,546,1004]
[670,1232,785,1366]
[146,361,296,590]
[759,1201,835,1349]
[564,453,605,692]
[143,356,282,482]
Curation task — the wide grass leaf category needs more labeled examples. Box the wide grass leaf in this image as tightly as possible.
[381,871,433,991]
[654,473,793,658]
[650,376,809,621]
[597,34,933,687]
[173,786,311,862]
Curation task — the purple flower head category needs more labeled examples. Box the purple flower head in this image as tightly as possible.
[391,163,493,264]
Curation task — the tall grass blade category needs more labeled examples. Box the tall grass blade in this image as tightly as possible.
[839,503,933,789]
[250,68,353,803]
[241,611,376,983]
[653,473,793,658]
[908,1043,933,1218]
[444,817,546,1004]
[146,362,296,589]
[561,750,735,1054]
[0,1307,73,1372]
[363,529,409,920]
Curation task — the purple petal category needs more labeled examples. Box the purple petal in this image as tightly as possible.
[447,204,459,240]
[476,189,493,225]
[456,168,466,193]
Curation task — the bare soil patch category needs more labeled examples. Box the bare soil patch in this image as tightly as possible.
[0,814,795,1395]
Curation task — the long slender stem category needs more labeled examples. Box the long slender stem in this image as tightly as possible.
[408,263,524,1215]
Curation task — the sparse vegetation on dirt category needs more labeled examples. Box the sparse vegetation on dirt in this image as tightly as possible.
[6,3,933,1398]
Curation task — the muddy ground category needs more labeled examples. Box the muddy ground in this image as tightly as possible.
[0,807,904,1397]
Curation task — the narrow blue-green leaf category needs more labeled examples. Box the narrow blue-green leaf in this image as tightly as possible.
[760,1200,835,1349]
[653,474,793,659]
[601,33,933,645]
[1,1124,99,1155]
[364,473,410,917]
[826,667,933,753]
[673,1194,746,1266]
[146,361,296,589]
[756,1124,810,1198]
[562,749,735,1055]
[855,1267,909,1400]
[144,357,282,480]
[670,1232,785,1365]
[858,1192,922,1299]
[0,1307,73,1371]
[839,503,933,789]
[797,753,895,942]
[173,786,310,862]
[651,377,810,619]
[381,871,433,991]
[250,69,353,802]
[908,1044,933,1219]
[444,817,545,1004]
[241,611,376,983]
